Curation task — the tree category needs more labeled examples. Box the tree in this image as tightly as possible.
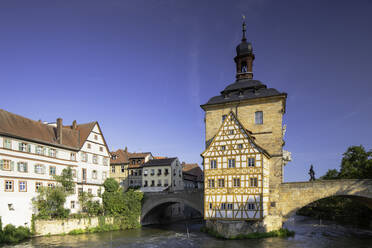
[54,167,75,193]
[321,169,339,180]
[33,167,75,219]
[339,145,372,179]
[78,191,103,216]
[32,186,69,219]
[103,178,119,192]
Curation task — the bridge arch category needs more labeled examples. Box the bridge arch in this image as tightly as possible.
[141,190,204,224]
[278,179,372,219]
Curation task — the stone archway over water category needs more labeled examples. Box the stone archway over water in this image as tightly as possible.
[278,179,372,219]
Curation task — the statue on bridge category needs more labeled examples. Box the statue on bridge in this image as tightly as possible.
[309,165,315,181]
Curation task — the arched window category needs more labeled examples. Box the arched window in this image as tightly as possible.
[255,111,263,125]
[241,61,247,72]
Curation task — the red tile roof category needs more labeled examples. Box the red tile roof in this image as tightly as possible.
[110,149,129,164]
[0,109,96,150]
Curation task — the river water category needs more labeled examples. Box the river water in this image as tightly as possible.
[5,216,372,248]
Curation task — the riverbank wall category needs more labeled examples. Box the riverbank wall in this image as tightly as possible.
[34,217,114,236]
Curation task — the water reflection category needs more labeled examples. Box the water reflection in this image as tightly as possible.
[4,216,372,248]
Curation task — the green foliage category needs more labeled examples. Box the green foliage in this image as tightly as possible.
[33,167,77,219]
[321,169,339,180]
[299,145,372,227]
[102,187,143,229]
[33,186,70,219]
[0,223,32,245]
[200,226,294,240]
[78,192,103,216]
[103,178,119,192]
[339,145,372,179]
[54,167,75,193]
[68,223,121,235]
[297,196,372,228]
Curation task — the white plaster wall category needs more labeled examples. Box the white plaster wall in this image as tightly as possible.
[0,122,110,227]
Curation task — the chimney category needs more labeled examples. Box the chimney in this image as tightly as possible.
[72,120,77,129]
[57,118,63,144]
[124,146,128,152]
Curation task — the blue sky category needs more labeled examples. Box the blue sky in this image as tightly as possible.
[1,0,371,181]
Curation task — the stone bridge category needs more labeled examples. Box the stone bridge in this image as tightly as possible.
[141,189,203,224]
[278,179,372,219]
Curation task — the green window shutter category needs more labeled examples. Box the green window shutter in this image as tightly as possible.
[25,162,28,172]
[34,165,37,173]
[10,161,14,171]
[17,162,20,172]
[27,144,32,153]
[42,165,45,174]
[0,160,3,170]
[18,143,22,151]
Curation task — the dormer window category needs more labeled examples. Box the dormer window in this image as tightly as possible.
[255,111,263,125]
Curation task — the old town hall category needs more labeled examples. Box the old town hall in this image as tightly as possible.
[201,20,290,233]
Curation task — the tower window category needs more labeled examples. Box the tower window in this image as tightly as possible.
[255,111,263,125]
[241,61,247,72]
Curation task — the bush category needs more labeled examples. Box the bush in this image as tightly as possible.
[0,223,32,245]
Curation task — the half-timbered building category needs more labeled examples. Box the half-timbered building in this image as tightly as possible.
[201,111,270,220]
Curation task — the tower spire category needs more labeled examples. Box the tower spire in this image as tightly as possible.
[242,15,247,42]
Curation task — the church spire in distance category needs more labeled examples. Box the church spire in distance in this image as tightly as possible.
[235,15,255,80]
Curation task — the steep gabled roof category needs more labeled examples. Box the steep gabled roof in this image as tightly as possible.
[201,111,270,158]
[0,108,104,151]
[110,149,129,165]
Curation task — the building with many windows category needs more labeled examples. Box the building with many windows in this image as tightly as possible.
[0,109,110,226]
[141,157,183,192]
[200,21,290,233]
[127,152,152,188]
[110,148,130,190]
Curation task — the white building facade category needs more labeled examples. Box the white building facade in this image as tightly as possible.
[141,157,183,192]
[0,109,110,227]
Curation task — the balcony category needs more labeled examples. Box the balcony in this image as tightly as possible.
[150,173,155,176]
[144,174,147,177]
[157,184,162,187]
[157,173,162,176]
[165,172,169,176]
[150,184,155,187]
